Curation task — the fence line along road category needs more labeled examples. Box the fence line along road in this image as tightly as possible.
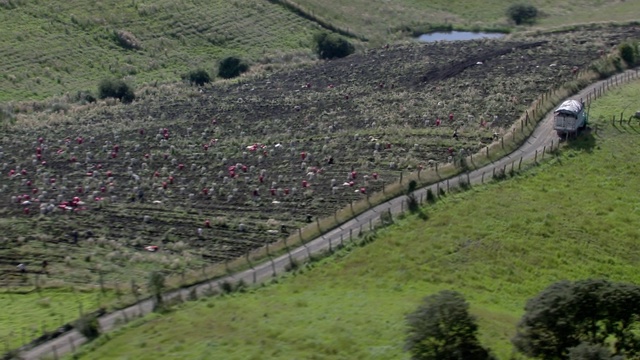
[18,69,639,360]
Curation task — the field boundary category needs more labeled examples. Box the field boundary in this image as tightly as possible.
[266,0,368,41]
[16,66,640,360]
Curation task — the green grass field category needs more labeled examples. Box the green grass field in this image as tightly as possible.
[0,0,320,102]
[71,81,640,359]
[0,287,117,351]
[2,0,639,103]
[288,0,640,41]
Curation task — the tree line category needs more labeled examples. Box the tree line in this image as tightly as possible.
[406,279,640,360]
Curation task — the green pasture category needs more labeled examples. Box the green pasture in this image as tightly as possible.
[73,81,640,359]
[0,0,319,102]
[288,0,640,41]
[0,287,117,351]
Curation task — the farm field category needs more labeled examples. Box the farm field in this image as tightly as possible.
[1,24,639,290]
[0,0,321,102]
[73,79,640,360]
[287,0,640,42]
[0,25,632,287]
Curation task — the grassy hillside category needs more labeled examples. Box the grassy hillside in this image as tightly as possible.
[2,0,638,103]
[288,0,640,41]
[0,287,117,350]
[74,81,640,359]
[0,0,320,102]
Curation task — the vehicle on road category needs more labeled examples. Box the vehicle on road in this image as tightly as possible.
[554,99,587,137]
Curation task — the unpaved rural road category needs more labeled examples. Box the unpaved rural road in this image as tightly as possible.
[18,70,639,360]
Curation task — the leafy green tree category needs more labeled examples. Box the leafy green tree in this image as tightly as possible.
[98,78,135,103]
[507,4,538,25]
[405,290,495,360]
[313,32,355,60]
[218,56,249,79]
[513,279,640,359]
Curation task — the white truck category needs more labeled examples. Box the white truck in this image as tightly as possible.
[554,99,587,137]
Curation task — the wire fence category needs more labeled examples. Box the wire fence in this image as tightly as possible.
[9,68,640,360]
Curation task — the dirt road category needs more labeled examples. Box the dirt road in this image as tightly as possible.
[18,69,638,360]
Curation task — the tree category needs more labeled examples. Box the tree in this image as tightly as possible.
[507,4,539,25]
[619,42,639,66]
[513,279,640,359]
[185,68,211,86]
[218,56,249,79]
[313,32,355,60]
[568,343,613,360]
[148,271,166,311]
[98,78,135,103]
[405,290,495,360]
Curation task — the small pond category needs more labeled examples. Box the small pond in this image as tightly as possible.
[418,31,506,42]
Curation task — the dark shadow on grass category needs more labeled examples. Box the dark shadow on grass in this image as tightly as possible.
[567,127,596,153]
[611,121,625,133]
[624,122,640,134]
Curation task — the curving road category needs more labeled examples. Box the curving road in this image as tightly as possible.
[18,69,638,360]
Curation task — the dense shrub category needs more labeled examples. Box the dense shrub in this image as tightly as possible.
[513,279,640,359]
[313,32,355,60]
[97,79,135,103]
[74,313,101,340]
[405,290,495,360]
[507,4,538,25]
[114,30,142,50]
[184,69,212,86]
[148,271,166,311]
[74,90,96,104]
[218,57,249,79]
[619,42,639,66]
[426,189,436,203]
[568,343,613,360]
